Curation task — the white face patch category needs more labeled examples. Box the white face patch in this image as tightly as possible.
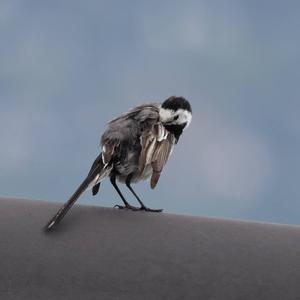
[159,107,174,123]
[159,107,192,128]
[175,108,192,128]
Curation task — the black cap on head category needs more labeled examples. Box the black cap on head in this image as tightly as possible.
[162,96,192,113]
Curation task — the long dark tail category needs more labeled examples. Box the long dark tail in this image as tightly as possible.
[45,154,105,231]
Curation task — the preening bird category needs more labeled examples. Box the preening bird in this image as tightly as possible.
[45,96,192,230]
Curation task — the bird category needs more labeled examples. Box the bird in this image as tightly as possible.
[45,96,192,230]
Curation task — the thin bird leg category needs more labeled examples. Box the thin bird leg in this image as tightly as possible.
[125,175,163,212]
[110,176,139,210]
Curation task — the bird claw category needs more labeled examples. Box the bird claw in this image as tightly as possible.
[114,204,139,211]
[114,204,162,212]
[114,205,124,209]
[140,206,163,213]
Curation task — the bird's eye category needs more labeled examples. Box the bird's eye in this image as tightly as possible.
[173,115,179,121]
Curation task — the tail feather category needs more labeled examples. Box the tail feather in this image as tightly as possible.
[92,182,101,196]
[45,154,106,231]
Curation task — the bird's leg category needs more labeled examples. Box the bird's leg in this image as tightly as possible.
[125,175,163,212]
[110,176,139,210]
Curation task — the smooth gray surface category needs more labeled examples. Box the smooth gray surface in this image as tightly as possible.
[0,197,300,300]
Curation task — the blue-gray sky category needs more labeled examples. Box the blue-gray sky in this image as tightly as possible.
[1,0,300,224]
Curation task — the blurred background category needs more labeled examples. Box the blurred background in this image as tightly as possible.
[1,1,299,224]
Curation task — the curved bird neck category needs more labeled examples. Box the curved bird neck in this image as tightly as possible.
[163,123,186,143]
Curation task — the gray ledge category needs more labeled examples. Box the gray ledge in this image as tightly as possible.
[0,197,299,300]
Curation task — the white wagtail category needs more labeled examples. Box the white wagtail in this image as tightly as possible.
[45,96,192,230]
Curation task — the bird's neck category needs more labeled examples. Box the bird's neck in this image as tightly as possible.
[163,124,185,143]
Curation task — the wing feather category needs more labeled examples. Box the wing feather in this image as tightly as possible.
[139,123,175,189]
[150,133,175,188]
[102,143,116,165]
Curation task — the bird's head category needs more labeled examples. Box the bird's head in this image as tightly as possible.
[159,96,192,141]
[160,96,192,127]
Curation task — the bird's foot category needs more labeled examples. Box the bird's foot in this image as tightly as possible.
[139,206,163,213]
[114,204,140,211]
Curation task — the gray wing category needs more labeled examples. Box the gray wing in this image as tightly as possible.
[150,132,175,188]
[139,123,176,189]
[100,103,175,188]
[100,103,160,165]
